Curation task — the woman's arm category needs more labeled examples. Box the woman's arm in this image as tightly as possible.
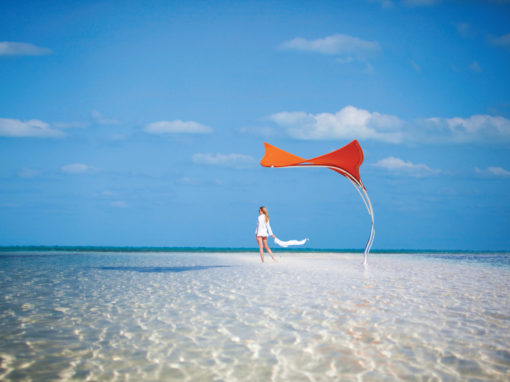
[267,220,274,237]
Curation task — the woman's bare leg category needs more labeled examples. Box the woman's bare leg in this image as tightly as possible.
[262,237,277,262]
[256,236,265,263]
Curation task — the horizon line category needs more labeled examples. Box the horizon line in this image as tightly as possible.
[0,245,508,254]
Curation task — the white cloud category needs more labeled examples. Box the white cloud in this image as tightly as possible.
[336,56,354,64]
[363,62,376,74]
[372,0,509,8]
[368,0,395,8]
[239,126,279,138]
[475,166,510,178]
[145,120,212,134]
[489,33,510,50]
[110,200,128,208]
[402,0,440,6]
[192,153,256,168]
[108,133,127,141]
[0,118,64,138]
[0,203,20,208]
[455,23,471,38]
[53,121,89,129]
[373,157,440,177]
[61,163,95,174]
[446,114,510,139]
[18,167,40,178]
[268,105,403,143]
[280,34,380,57]
[261,106,510,144]
[176,177,197,185]
[413,114,510,143]
[469,61,482,73]
[91,110,119,125]
[410,60,421,72]
[0,41,52,56]
[100,190,117,197]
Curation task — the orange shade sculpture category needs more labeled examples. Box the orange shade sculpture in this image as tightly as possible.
[260,140,375,265]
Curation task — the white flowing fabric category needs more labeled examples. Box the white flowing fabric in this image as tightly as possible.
[274,237,308,248]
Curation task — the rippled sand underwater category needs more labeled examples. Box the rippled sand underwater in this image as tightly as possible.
[1,251,509,381]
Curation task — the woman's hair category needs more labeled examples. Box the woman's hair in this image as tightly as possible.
[260,206,269,223]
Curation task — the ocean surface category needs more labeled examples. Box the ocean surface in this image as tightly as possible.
[0,248,509,381]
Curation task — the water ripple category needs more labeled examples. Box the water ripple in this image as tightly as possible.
[0,251,509,381]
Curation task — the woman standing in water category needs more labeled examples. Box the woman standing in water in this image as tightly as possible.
[255,206,277,263]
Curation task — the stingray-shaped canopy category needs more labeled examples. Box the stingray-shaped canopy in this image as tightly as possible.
[260,140,375,265]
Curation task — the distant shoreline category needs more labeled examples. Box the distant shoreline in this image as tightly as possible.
[0,246,508,254]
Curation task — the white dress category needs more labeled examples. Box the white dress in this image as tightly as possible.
[255,214,273,237]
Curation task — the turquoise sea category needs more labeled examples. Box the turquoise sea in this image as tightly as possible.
[1,247,509,381]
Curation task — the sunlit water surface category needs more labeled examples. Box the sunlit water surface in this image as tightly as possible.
[1,251,509,381]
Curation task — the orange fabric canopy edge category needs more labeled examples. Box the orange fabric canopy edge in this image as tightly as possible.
[260,140,365,186]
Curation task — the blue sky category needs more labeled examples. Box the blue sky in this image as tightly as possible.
[1,0,509,250]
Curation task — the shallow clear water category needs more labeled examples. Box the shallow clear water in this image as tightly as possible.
[0,251,509,381]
